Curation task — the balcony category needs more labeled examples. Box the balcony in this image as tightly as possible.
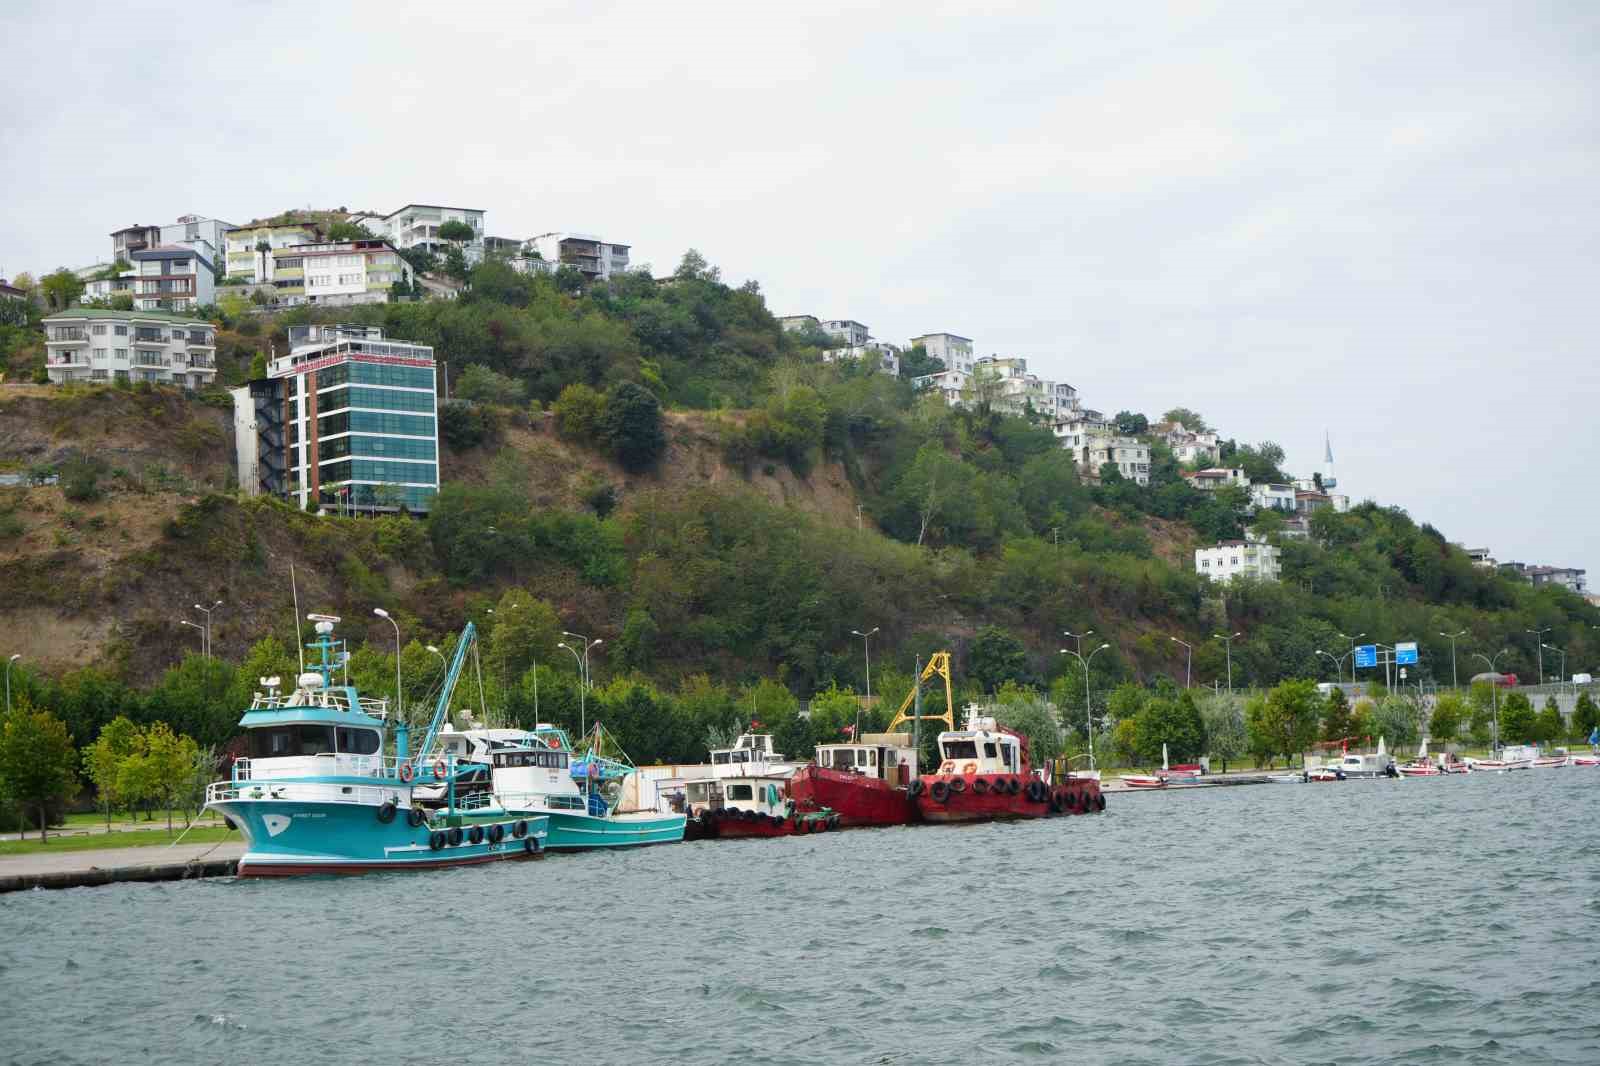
[46,331,86,345]
[186,335,215,351]
[133,355,167,368]
[132,333,166,347]
[48,354,89,367]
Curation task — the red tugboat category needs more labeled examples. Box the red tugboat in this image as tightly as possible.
[913,707,1103,822]
[788,654,958,827]
[683,775,838,838]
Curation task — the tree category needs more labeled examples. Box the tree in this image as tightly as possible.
[1533,698,1563,745]
[553,382,606,443]
[1321,686,1351,740]
[899,344,943,379]
[39,267,85,311]
[326,220,376,241]
[1572,693,1599,743]
[968,626,1030,693]
[602,382,667,472]
[142,721,199,833]
[1499,693,1535,743]
[487,591,562,689]
[1429,692,1467,742]
[674,248,721,283]
[1372,695,1421,748]
[438,401,494,449]
[1132,693,1206,765]
[1247,679,1321,766]
[456,364,528,406]
[1198,693,1246,772]
[992,683,1063,765]
[437,219,476,245]
[1113,410,1149,436]
[247,351,268,379]
[82,715,144,827]
[443,245,470,283]
[0,697,79,841]
[1162,408,1210,433]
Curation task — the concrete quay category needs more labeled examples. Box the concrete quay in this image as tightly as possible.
[0,842,245,893]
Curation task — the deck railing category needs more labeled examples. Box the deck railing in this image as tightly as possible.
[247,690,390,718]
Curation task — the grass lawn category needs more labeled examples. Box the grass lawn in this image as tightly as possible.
[0,824,238,857]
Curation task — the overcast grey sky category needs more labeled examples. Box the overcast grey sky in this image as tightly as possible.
[4,1,1595,576]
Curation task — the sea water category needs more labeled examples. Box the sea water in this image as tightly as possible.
[2,770,1597,1064]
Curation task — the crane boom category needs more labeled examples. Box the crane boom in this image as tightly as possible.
[411,621,476,770]
[883,651,955,734]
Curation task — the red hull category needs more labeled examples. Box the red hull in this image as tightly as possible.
[914,773,1103,823]
[237,852,540,877]
[694,807,840,839]
[789,765,917,827]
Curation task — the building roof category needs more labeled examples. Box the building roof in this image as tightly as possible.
[43,307,212,325]
[910,332,973,342]
[131,245,214,269]
[383,203,487,217]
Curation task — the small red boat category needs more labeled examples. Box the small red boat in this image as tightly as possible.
[1121,774,1168,789]
[683,774,838,839]
[912,709,1103,822]
[789,733,921,828]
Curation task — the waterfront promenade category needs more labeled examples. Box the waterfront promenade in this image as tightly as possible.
[0,842,244,892]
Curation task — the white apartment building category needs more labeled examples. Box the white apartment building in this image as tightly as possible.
[914,368,970,406]
[225,220,323,283]
[160,214,235,265]
[129,245,214,312]
[1527,566,1588,595]
[267,240,413,307]
[819,319,870,347]
[1250,482,1297,512]
[1196,540,1283,583]
[43,308,217,389]
[910,333,974,373]
[777,314,821,333]
[823,341,900,376]
[1153,421,1221,464]
[1184,467,1248,491]
[1053,413,1149,484]
[367,204,487,265]
[523,233,629,280]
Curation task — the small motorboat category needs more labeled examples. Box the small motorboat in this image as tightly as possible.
[1398,740,1443,777]
[1305,766,1346,782]
[1268,773,1305,784]
[1569,754,1599,767]
[1121,774,1168,789]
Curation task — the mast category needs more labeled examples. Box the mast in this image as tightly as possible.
[411,621,476,770]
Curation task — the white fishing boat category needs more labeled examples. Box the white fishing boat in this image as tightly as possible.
[1334,736,1398,779]
[1470,744,1536,772]
[1398,739,1443,777]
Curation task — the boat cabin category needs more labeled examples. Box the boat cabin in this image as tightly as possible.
[684,775,791,817]
[814,732,920,787]
[488,746,594,813]
[934,714,1026,777]
[708,733,800,778]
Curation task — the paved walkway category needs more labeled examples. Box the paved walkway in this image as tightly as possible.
[0,841,245,878]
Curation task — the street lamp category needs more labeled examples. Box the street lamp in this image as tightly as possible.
[1315,649,1350,684]
[557,642,586,738]
[5,654,19,713]
[179,619,205,654]
[1169,636,1192,689]
[1438,630,1468,689]
[1527,627,1552,689]
[1542,643,1566,687]
[193,600,223,659]
[1060,642,1111,771]
[851,627,879,738]
[1213,632,1242,694]
[373,608,402,721]
[1472,648,1511,752]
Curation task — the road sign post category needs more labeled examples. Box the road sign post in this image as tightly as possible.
[1354,645,1378,670]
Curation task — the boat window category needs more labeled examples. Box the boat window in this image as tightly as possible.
[712,752,730,764]
[337,727,380,755]
[942,740,978,760]
[867,750,877,766]
[726,784,753,800]
[732,750,749,763]
[984,743,997,758]
[247,724,337,758]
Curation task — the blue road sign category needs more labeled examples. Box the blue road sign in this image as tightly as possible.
[1354,645,1378,669]
[1395,641,1418,665]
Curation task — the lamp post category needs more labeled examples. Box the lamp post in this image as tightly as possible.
[1472,648,1511,752]
[557,642,586,738]
[1339,631,1366,680]
[1526,627,1551,690]
[373,608,402,721]
[193,600,223,659]
[5,654,18,713]
[1169,636,1192,689]
[1060,642,1111,771]
[1213,631,1241,694]
[1315,649,1351,685]
[1542,643,1566,688]
[851,626,879,738]
[179,619,205,654]
[1438,630,1467,689]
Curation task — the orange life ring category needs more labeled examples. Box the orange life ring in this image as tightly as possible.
[938,760,955,775]
[545,735,561,749]
[398,762,414,783]
[433,758,447,779]
[961,761,978,776]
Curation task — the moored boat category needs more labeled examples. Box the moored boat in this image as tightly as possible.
[788,732,920,828]
[205,615,548,876]
[1121,774,1168,789]
[684,774,838,838]
[912,707,1103,822]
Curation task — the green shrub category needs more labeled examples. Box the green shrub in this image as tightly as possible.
[601,382,666,472]
[439,402,495,450]
[60,456,106,502]
[552,383,605,443]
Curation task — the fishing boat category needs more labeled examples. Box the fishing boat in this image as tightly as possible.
[485,724,685,850]
[788,733,920,827]
[1334,737,1398,779]
[205,616,548,876]
[1398,740,1443,777]
[1470,744,1536,772]
[912,706,1103,822]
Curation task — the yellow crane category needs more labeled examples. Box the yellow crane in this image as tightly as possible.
[882,652,955,734]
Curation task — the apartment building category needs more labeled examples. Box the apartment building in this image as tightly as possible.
[109,225,161,261]
[0,278,26,301]
[1183,467,1248,491]
[1526,566,1588,595]
[225,220,323,283]
[777,314,821,333]
[1250,482,1296,512]
[1152,420,1221,464]
[823,341,900,375]
[43,308,216,389]
[909,333,974,373]
[129,245,214,312]
[267,239,412,307]
[366,204,486,265]
[524,233,630,280]
[1052,413,1149,484]
[817,319,870,347]
[1196,540,1283,583]
[161,215,235,265]
[235,324,440,514]
[913,368,970,406]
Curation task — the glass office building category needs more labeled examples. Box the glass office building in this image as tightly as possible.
[258,324,439,514]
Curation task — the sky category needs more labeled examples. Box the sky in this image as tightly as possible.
[3,1,1596,577]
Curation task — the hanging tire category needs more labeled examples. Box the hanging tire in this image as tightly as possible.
[973,778,990,795]
[1096,793,1106,811]
[1064,791,1079,811]
[1027,780,1047,803]
[524,835,541,855]
[1007,777,1021,795]
[489,823,505,843]
[909,779,925,797]
[931,781,950,802]
[1049,793,1062,813]
[948,777,967,794]
[448,827,463,847]
[376,801,398,824]
[428,830,445,851]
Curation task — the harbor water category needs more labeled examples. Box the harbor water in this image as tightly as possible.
[3,770,1597,1064]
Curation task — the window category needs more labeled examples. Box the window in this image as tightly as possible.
[941,740,978,760]
[984,743,998,758]
[114,348,128,360]
[93,348,107,361]
[92,324,107,336]
[336,727,381,755]
[247,724,336,758]
[725,784,753,801]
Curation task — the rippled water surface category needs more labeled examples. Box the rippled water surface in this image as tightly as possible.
[4,770,1599,1064]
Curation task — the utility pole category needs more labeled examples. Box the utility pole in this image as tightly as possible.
[1473,649,1511,753]
[1527,627,1551,689]
[1213,631,1241,695]
[1438,629,1467,689]
[1060,641,1111,771]
[851,627,879,740]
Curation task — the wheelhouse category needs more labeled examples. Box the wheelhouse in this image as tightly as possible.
[934,714,1025,776]
[814,733,921,787]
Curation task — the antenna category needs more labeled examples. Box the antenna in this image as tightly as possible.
[291,561,305,674]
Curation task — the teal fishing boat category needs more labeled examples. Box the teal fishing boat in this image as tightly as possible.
[486,724,686,850]
[205,615,547,876]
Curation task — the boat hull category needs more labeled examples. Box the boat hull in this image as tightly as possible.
[542,809,686,850]
[210,798,548,877]
[788,765,917,827]
[913,774,1102,823]
[695,807,839,838]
